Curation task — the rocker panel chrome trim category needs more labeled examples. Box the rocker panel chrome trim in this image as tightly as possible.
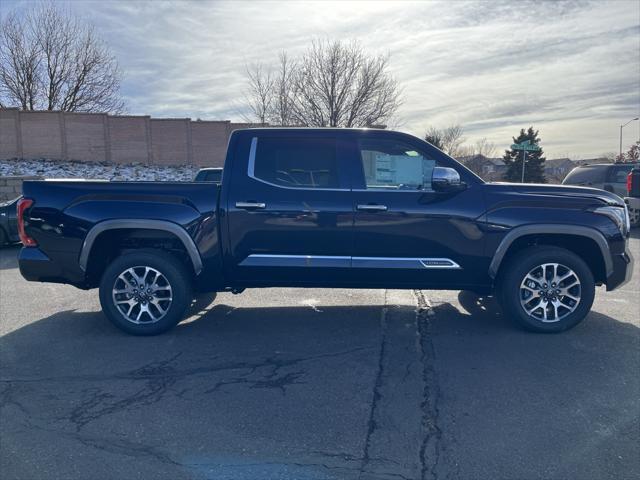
[352,257,461,269]
[239,254,461,269]
[240,254,350,268]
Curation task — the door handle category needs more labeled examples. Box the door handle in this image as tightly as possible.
[357,204,388,212]
[236,201,266,209]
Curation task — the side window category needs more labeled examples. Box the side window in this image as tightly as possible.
[252,137,339,189]
[359,138,437,191]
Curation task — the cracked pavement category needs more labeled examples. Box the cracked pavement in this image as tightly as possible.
[1,234,639,479]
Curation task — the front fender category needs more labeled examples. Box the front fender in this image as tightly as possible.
[488,224,612,279]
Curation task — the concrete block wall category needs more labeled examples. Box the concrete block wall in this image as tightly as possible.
[0,176,41,202]
[0,109,20,159]
[20,111,64,159]
[0,108,262,167]
[192,121,229,168]
[108,115,151,164]
[150,118,190,165]
[64,113,108,163]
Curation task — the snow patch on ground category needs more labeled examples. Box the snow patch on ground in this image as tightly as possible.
[0,158,201,181]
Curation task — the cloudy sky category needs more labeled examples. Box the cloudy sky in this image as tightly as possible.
[3,0,640,158]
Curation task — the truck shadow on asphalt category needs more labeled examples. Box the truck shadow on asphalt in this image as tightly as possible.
[2,290,637,390]
[0,244,20,269]
[1,290,638,479]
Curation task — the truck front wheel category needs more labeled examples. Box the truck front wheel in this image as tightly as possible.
[498,246,596,333]
[99,251,192,335]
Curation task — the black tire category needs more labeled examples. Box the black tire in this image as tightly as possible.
[497,246,595,333]
[99,251,193,335]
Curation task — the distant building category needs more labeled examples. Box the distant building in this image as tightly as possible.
[544,158,577,183]
[457,155,507,181]
[457,154,607,184]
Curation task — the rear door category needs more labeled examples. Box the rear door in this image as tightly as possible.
[225,131,353,285]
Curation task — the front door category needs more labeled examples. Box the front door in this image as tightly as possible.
[225,132,353,285]
[350,133,488,289]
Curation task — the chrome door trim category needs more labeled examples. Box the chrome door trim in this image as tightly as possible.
[352,257,461,269]
[235,202,266,209]
[239,254,350,268]
[248,136,258,178]
[357,204,388,211]
[239,254,461,269]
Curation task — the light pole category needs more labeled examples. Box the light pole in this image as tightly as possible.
[619,117,639,159]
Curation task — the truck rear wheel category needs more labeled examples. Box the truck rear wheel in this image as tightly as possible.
[99,251,192,335]
[498,246,595,333]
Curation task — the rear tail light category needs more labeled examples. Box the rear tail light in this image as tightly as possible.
[628,171,633,195]
[17,198,37,247]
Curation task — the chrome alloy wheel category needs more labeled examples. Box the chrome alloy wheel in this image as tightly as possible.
[519,263,581,323]
[112,266,173,324]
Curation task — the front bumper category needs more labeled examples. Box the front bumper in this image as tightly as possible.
[606,246,634,291]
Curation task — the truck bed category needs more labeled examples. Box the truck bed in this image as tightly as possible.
[20,180,222,289]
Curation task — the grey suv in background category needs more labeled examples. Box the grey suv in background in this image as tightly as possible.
[194,167,223,183]
[0,196,20,246]
[563,163,638,197]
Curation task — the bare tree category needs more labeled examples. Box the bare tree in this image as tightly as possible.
[243,40,401,127]
[599,151,617,163]
[243,62,273,124]
[458,137,498,160]
[424,124,466,157]
[0,12,41,110]
[271,52,296,126]
[0,2,124,113]
[473,137,497,158]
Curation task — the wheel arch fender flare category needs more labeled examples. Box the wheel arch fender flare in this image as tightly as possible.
[488,224,612,279]
[78,219,203,275]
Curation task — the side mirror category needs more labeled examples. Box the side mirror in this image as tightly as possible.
[432,167,466,192]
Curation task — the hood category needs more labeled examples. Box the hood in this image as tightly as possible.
[485,182,625,207]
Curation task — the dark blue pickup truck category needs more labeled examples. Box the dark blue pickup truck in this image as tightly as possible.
[18,128,633,335]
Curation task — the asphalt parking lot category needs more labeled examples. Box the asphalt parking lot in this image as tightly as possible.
[1,234,639,480]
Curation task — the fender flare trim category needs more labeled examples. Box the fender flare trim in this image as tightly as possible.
[488,224,612,279]
[78,219,203,274]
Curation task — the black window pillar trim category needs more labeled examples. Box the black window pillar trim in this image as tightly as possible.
[488,224,613,279]
[78,219,203,275]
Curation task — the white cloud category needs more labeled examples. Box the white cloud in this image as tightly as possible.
[3,0,639,157]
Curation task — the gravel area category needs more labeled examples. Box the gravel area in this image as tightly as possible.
[0,158,200,182]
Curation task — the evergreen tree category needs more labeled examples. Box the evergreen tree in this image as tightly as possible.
[424,129,445,151]
[502,127,546,183]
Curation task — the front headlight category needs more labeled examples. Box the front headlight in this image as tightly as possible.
[592,205,630,235]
